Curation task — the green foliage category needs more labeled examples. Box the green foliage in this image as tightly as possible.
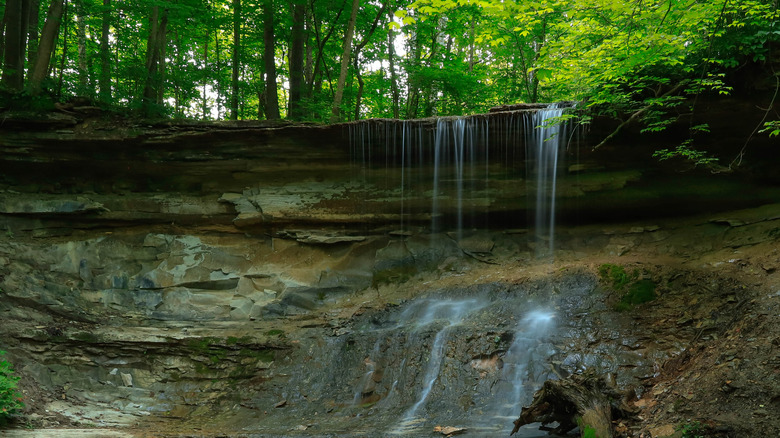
[653,140,720,167]
[2,0,778,124]
[676,420,706,438]
[598,264,635,290]
[576,416,602,438]
[615,279,657,311]
[582,425,599,438]
[760,120,780,137]
[598,264,656,311]
[0,351,24,425]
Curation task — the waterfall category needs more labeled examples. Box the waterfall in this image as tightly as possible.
[489,309,557,434]
[525,104,572,259]
[346,103,574,251]
[390,298,489,435]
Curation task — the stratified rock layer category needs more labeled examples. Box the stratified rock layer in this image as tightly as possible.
[0,108,779,437]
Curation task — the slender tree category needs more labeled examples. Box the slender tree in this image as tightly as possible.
[287,0,305,120]
[29,0,65,95]
[142,5,169,116]
[263,0,280,119]
[55,0,69,98]
[75,0,89,95]
[0,12,6,67]
[99,0,111,102]
[330,0,359,122]
[308,0,345,98]
[27,0,41,81]
[2,0,27,92]
[387,12,400,119]
[230,0,241,120]
[352,2,386,120]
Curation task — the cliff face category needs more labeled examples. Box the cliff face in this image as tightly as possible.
[0,106,778,436]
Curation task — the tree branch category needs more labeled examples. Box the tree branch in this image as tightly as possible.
[592,81,687,150]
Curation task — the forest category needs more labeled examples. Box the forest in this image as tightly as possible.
[0,0,778,127]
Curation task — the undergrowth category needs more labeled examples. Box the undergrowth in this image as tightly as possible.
[677,420,706,438]
[0,351,24,426]
[598,264,657,311]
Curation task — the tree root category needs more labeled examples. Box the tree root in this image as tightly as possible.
[511,371,635,437]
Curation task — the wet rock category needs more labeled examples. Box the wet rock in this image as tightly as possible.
[0,196,106,215]
[648,424,676,437]
[281,229,367,245]
[452,232,494,254]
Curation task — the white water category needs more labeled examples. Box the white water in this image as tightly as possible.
[391,298,489,434]
[525,105,572,258]
[495,309,556,420]
[348,105,573,251]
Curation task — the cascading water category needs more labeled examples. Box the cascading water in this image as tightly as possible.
[339,106,577,435]
[395,299,488,427]
[347,104,573,253]
[525,104,572,259]
[488,309,557,434]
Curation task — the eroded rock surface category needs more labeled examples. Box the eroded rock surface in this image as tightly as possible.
[0,115,779,437]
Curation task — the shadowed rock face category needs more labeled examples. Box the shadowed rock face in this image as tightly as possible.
[2,107,778,235]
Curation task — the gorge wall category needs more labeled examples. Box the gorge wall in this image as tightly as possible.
[0,102,779,437]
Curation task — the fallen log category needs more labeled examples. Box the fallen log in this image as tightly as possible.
[511,371,633,438]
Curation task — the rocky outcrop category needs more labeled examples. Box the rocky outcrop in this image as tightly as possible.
[0,107,779,436]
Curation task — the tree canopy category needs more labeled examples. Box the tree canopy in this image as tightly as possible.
[1,0,778,124]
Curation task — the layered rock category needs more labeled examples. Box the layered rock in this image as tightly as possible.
[0,106,779,436]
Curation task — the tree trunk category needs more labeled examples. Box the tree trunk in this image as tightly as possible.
[388,18,399,119]
[468,19,475,72]
[27,0,41,80]
[350,2,385,120]
[76,0,88,95]
[0,7,6,64]
[330,0,359,123]
[352,56,363,120]
[287,0,305,120]
[215,27,222,118]
[142,6,168,116]
[308,0,345,99]
[230,0,241,120]
[304,8,313,90]
[29,0,64,95]
[2,0,27,92]
[156,27,166,105]
[530,20,546,103]
[263,0,280,119]
[142,6,160,109]
[55,0,69,99]
[511,372,633,438]
[202,29,209,119]
[405,30,422,118]
[99,0,111,102]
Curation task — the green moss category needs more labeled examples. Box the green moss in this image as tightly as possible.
[599,264,657,311]
[615,278,656,311]
[1,351,24,425]
[598,264,636,290]
[73,332,100,343]
[209,350,227,364]
[194,362,212,375]
[265,329,284,337]
[187,337,214,352]
[676,421,706,438]
[238,348,275,362]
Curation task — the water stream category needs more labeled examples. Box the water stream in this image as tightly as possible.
[339,105,575,435]
[525,104,572,259]
[347,104,573,255]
